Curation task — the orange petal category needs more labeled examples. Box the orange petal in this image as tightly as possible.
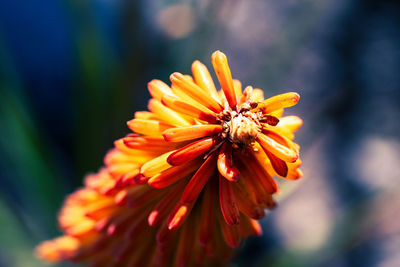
[219,175,240,225]
[250,88,264,102]
[162,124,222,142]
[167,201,195,230]
[217,143,240,181]
[113,138,164,157]
[183,74,194,82]
[148,159,202,188]
[257,92,300,114]
[211,51,237,108]
[64,220,95,237]
[238,214,262,237]
[278,115,303,132]
[171,84,210,111]
[122,142,171,154]
[236,151,279,196]
[148,99,191,127]
[83,198,116,220]
[262,122,294,140]
[123,135,177,152]
[241,169,272,205]
[257,134,298,163]
[113,138,148,155]
[127,119,172,137]
[249,218,263,236]
[161,94,217,123]
[243,150,279,195]
[180,152,218,203]
[289,167,303,180]
[140,151,174,177]
[233,79,242,103]
[262,128,298,151]
[119,169,140,186]
[167,136,219,166]
[147,79,173,101]
[270,108,284,118]
[285,159,303,180]
[134,111,159,120]
[240,86,252,104]
[35,236,80,264]
[191,60,220,100]
[84,169,118,195]
[170,72,223,113]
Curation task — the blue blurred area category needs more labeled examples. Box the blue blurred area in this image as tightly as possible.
[0,0,400,266]
[0,0,75,121]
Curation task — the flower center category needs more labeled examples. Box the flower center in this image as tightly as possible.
[219,103,262,147]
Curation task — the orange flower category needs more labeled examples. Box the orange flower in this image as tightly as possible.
[36,51,303,266]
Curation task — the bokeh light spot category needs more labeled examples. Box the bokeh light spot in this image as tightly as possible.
[157,4,197,39]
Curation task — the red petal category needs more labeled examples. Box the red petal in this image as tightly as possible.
[199,182,218,245]
[148,159,202,188]
[156,221,175,247]
[167,137,219,166]
[260,115,280,126]
[175,217,195,267]
[148,181,185,226]
[219,211,241,248]
[231,177,265,220]
[180,152,218,203]
[219,175,240,225]
[217,143,240,181]
[265,149,288,177]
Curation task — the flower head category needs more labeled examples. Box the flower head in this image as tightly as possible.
[36,51,303,266]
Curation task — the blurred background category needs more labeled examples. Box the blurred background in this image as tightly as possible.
[0,0,400,266]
